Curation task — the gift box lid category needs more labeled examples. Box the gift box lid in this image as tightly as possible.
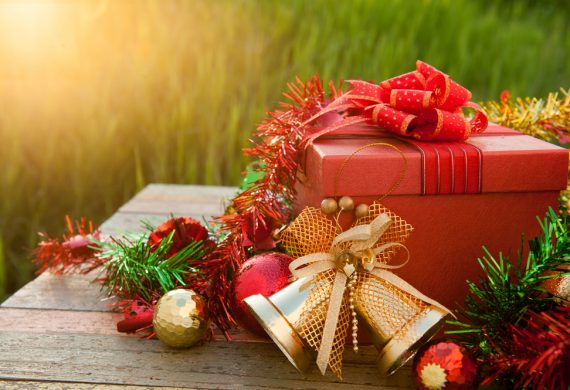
[302,124,568,197]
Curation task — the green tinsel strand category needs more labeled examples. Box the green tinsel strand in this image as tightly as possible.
[96,231,205,303]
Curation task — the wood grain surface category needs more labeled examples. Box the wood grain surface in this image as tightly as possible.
[0,382,189,390]
[0,184,414,389]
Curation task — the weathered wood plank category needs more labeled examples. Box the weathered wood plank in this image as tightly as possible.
[118,184,236,216]
[1,272,109,312]
[99,212,186,236]
[0,380,189,389]
[0,307,267,342]
[129,184,238,201]
[0,272,266,346]
[119,201,228,218]
[0,308,121,336]
[0,332,412,389]
[100,184,236,237]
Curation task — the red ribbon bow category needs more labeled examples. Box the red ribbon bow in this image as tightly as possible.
[305,61,488,142]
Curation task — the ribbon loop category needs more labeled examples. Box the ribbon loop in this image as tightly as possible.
[289,252,336,279]
[303,60,488,143]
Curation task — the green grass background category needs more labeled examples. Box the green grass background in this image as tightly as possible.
[0,0,568,300]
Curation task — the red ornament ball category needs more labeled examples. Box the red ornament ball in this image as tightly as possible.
[231,252,293,337]
[148,217,214,257]
[413,340,478,390]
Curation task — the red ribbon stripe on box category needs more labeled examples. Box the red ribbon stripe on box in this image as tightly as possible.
[315,129,486,195]
[303,60,488,144]
[404,140,483,195]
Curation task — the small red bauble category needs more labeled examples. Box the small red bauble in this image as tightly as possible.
[148,217,214,257]
[231,252,293,336]
[412,339,478,390]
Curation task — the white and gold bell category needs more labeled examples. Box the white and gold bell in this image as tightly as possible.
[354,272,449,375]
[244,278,314,374]
[245,271,448,377]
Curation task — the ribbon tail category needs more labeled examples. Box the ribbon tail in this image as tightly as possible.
[371,269,454,317]
[302,115,368,151]
[316,271,347,375]
[301,102,355,127]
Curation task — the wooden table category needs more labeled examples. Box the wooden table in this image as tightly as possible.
[0,184,414,389]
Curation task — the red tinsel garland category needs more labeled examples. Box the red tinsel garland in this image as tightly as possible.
[33,216,101,275]
[191,76,343,337]
[483,307,570,390]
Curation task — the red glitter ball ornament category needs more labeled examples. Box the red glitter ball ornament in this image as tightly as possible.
[231,252,293,337]
[412,339,478,390]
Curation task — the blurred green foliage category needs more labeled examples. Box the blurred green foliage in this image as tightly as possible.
[0,0,568,300]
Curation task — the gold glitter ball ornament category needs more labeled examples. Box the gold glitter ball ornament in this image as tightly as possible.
[355,203,370,219]
[153,289,210,348]
[338,196,355,211]
[320,198,339,214]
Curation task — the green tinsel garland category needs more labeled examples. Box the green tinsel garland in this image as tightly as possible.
[96,231,206,303]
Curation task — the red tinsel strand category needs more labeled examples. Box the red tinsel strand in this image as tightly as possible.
[197,75,341,336]
[33,216,102,275]
[483,307,570,390]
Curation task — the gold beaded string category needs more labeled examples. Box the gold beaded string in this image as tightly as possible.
[322,142,408,229]
[321,142,408,353]
[347,271,359,352]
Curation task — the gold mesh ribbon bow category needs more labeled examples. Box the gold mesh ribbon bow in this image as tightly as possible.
[281,203,449,378]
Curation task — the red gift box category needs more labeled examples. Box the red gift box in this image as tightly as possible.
[293,124,568,308]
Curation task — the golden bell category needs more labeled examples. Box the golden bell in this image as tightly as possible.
[354,272,449,376]
[244,278,314,374]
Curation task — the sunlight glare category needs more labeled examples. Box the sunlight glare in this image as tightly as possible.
[0,1,64,60]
